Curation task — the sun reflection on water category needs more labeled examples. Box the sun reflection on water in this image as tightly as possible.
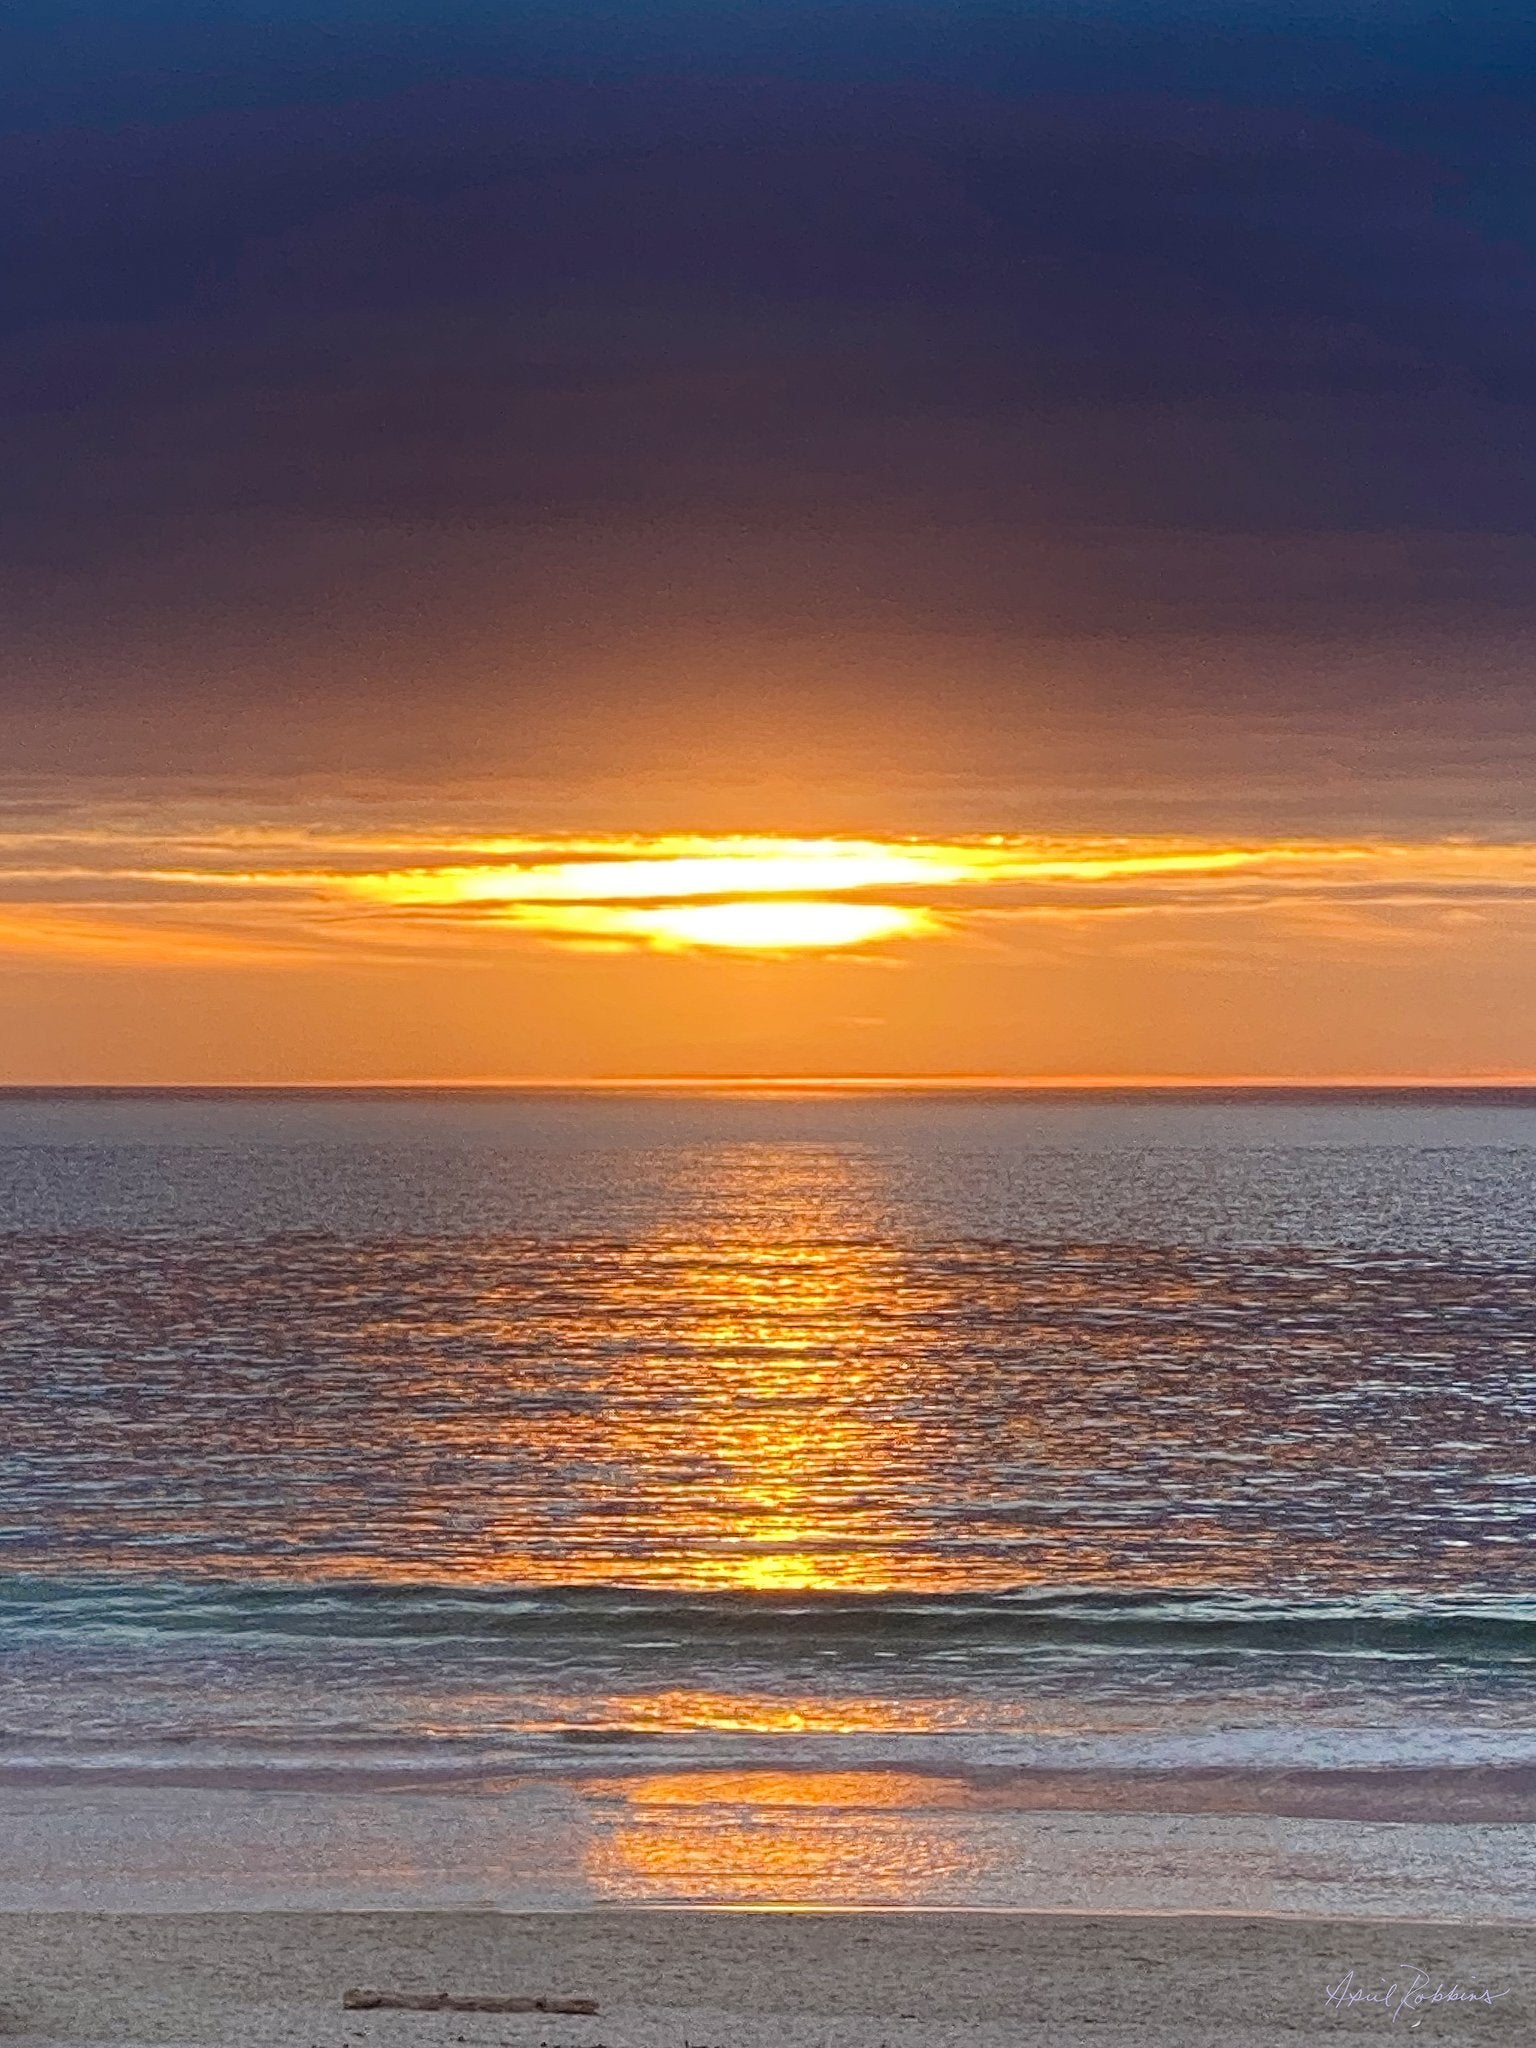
[474,1145,946,1593]
[578,1769,993,1904]
[7,1138,1522,1599]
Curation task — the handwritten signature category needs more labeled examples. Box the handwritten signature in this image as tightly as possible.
[1325,1968,1510,2027]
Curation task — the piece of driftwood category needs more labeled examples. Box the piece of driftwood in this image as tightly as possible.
[343,1991,599,2015]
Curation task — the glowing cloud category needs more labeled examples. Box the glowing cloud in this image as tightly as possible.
[10,823,1536,967]
[326,834,1282,952]
[343,837,1273,909]
[351,840,979,908]
[490,898,937,952]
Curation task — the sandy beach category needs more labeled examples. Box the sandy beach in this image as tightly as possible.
[1,1909,1530,2048]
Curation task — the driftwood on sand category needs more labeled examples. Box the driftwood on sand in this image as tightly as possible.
[343,1991,599,2015]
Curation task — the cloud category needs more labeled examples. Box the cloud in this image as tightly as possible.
[4,817,1536,962]
[3,10,1536,810]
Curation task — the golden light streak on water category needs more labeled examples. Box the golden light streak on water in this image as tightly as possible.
[579,1770,991,1904]
[469,1147,951,1591]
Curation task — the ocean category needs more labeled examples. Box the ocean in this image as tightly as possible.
[2,1087,1534,1917]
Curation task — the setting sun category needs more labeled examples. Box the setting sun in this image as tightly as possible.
[514,901,937,954]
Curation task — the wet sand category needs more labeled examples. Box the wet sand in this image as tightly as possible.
[4,1778,1536,1925]
[1,1909,1531,2048]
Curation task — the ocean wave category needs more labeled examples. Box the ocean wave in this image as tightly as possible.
[4,1575,1535,1662]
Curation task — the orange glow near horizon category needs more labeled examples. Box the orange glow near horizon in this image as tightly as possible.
[7,816,1536,1081]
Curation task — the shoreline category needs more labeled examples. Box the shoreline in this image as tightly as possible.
[4,1760,1536,1824]
[8,1902,1536,1927]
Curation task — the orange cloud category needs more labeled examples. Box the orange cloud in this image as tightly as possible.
[6,824,1536,963]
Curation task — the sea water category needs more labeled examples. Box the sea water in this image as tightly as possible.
[2,1088,1534,1914]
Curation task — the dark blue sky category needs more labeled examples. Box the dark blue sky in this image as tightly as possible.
[5,1,1536,824]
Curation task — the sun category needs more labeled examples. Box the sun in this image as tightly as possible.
[628,899,929,952]
[317,830,1291,957]
[485,898,935,952]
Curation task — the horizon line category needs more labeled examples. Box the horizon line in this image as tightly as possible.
[7,1074,1536,1095]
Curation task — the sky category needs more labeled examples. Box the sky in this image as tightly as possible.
[4,1,1536,1081]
